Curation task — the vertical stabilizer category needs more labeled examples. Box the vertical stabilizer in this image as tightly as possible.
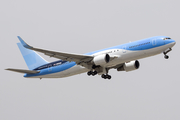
[17,43,49,70]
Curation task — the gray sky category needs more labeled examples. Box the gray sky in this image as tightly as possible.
[1,0,180,120]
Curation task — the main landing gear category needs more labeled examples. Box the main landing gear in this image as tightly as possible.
[101,74,111,80]
[87,71,98,76]
[163,48,172,59]
[87,65,112,79]
[87,71,112,80]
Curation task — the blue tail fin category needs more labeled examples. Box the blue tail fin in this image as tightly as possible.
[17,42,49,70]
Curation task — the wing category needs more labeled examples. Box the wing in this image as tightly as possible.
[17,36,93,64]
[6,68,40,74]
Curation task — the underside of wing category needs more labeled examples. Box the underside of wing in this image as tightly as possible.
[6,68,40,74]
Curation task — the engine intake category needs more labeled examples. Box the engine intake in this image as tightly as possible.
[93,54,110,66]
[117,60,140,72]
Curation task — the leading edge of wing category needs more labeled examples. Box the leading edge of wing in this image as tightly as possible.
[17,36,93,62]
[6,68,40,74]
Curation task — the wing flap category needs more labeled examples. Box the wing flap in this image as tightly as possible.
[6,68,40,74]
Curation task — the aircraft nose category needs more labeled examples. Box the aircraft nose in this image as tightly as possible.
[170,39,176,47]
[173,40,176,45]
[165,39,176,47]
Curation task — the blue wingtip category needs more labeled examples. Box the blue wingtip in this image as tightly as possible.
[17,36,33,49]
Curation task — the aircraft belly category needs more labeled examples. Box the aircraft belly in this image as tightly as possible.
[28,65,88,78]
[60,65,88,78]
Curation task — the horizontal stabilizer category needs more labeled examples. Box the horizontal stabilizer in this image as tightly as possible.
[6,68,40,74]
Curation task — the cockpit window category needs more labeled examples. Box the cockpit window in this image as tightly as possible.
[163,37,171,40]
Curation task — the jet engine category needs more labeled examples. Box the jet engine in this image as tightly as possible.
[117,60,140,72]
[93,54,110,66]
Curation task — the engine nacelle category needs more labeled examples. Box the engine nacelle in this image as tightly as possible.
[117,60,140,72]
[93,54,110,66]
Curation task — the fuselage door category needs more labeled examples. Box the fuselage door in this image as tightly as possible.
[48,65,52,72]
[122,46,126,53]
[152,39,156,46]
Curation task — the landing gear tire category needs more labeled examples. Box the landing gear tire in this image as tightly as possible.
[94,71,97,75]
[101,74,111,80]
[107,75,111,79]
[164,55,169,59]
[92,71,97,76]
[87,71,97,76]
[87,71,92,76]
[101,74,105,78]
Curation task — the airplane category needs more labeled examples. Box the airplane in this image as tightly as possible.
[6,36,176,79]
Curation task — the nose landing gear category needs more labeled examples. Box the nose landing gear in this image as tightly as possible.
[163,48,172,59]
[164,55,169,59]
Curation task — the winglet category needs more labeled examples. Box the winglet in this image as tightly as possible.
[17,36,33,49]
